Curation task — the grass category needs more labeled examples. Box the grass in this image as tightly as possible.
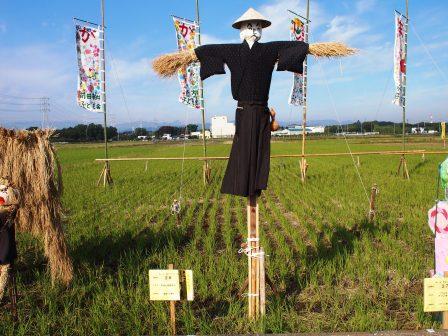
[0,136,445,335]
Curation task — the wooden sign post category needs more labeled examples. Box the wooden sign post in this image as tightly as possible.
[149,265,194,335]
[424,274,448,330]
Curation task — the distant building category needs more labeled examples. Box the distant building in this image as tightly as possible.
[190,131,211,139]
[272,125,325,136]
[411,127,426,134]
[161,134,172,140]
[211,116,235,138]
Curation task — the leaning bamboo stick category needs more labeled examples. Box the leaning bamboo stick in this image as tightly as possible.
[95,149,448,162]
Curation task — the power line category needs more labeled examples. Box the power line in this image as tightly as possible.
[0,101,42,106]
[0,93,42,100]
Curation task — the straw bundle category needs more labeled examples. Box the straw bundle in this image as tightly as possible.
[308,42,357,57]
[152,49,197,78]
[152,42,357,78]
[0,264,10,300]
[0,128,73,285]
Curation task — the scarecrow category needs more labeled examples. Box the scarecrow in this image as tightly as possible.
[153,8,356,196]
[0,177,19,302]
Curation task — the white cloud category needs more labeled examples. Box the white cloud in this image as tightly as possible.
[109,57,153,82]
[355,0,376,14]
[257,0,326,41]
[321,15,369,43]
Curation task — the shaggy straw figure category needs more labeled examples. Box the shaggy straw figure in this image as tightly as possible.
[152,42,357,78]
[0,128,73,285]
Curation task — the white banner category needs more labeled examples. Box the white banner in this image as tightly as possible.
[289,17,307,106]
[173,17,201,109]
[393,13,407,107]
[75,24,104,112]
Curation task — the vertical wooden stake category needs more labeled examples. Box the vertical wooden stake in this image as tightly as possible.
[443,271,448,329]
[168,264,176,335]
[357,156,361,167]
[145,161,148,172]
[368,184,378,222]
[247,195,259,319]
[259,247,266,317]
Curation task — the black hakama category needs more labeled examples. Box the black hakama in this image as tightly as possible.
[0,211,17,265]
[195,40,308,196]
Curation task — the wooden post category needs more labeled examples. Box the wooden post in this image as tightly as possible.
[168,264,176,335]
[259,247,266,317]
[145,161,148,172]
[368,184,378,222]
[357,156,361,167]
[247,195,259,318]
[443,271,448,329]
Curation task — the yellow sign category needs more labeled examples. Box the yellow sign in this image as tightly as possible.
[442,122,446,140]
[424,277,448,312]
[149,270,180,301]
[185,270,194,301]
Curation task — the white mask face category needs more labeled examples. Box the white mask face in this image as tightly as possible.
[239,21,262,48]
[0,184,9,205]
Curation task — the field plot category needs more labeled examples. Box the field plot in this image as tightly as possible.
[1,137,444,335]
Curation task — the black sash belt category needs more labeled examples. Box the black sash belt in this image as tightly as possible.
[237,101,268,108]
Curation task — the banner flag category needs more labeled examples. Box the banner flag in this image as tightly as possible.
[393,12,407,107]
[442,122,446,140]
[289,17,307,106]
[75,24,103,112]
[173,16,201,109]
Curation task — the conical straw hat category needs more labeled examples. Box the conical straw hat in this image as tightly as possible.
[232,8,271,29]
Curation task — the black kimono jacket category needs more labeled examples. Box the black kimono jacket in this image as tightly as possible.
[195,40,308,197]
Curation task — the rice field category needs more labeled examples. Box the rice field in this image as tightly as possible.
[1,136,446,335]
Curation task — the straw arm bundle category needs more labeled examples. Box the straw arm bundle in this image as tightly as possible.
[0,127,72,285]
[152,42,357,78]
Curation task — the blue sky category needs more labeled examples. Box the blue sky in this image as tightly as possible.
[0,0,447,128]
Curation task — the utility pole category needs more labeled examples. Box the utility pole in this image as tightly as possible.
[40,97,50,129]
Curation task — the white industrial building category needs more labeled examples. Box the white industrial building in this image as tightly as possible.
[211,116,235,138]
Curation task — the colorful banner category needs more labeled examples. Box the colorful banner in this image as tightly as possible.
[289,17,307,106]
[393,12,407,107]
[75,24,103,112]
[173,17,201,109]
[442,122,446,140]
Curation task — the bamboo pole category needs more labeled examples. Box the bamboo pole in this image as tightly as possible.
[247,195,259,318]
[398,0,410,180]
[195,0,210,185]
[168,264,176,335]
[300,0,310,183]
[100,0,112,186]
[259,247,266,317]
[95,149,448,162]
